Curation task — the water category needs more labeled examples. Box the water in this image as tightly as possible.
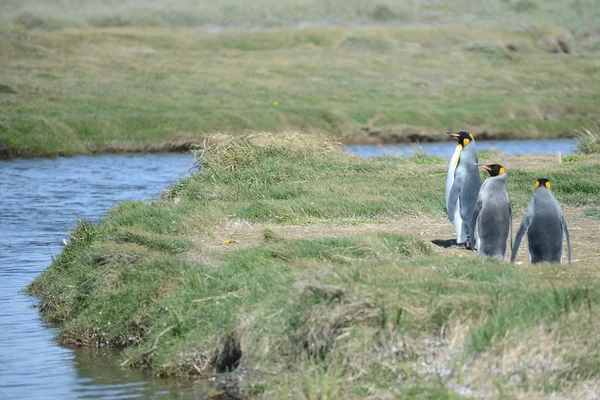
[346,138,578,158]
[0,154,198,400]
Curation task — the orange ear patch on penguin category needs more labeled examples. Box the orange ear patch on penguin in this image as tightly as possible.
[535,178,551,189]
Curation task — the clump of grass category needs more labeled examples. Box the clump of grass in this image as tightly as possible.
[582,207,600,220]
[463,41,519,61]
[336,33,394,51]
[477,149,505,160]
[575,125,600,154]
[412,150,443,164]
[511,0,540,13]
[0,84,17,94]
[193,132,343,172]
[562,155,584,163]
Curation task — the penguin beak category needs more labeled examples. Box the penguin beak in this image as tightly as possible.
[448,132,460,141]
[479,165,492,171]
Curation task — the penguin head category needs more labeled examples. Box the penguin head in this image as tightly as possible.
[480,164,506,177]
[448,131,474,148]
[535,178,551,190]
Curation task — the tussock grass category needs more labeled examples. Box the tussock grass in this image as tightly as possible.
[29,134,600,398]
[194,132,343,172]
[576,124,600,154]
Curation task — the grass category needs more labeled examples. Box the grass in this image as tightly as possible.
[576,124,600,154]
[1,14,600,156]
[28,133,600,398]
[582,207,600,220]
[1,0,599,31]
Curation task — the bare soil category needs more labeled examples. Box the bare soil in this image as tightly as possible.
[189,207,599,268]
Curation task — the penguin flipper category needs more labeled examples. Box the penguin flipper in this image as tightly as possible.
[562,215,571,264]
[447,179,462,220]
[511,213,531,263]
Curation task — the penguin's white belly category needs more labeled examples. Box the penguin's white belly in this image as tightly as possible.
[446,145,462,205]
[452,198,462,239]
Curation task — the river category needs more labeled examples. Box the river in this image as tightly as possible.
[346,138,577,158]
[0,139,579,399]
[0,154,198,399]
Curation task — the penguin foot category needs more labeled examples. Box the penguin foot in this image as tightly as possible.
[465,236,475,251]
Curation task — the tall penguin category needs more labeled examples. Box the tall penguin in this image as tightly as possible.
[511,178,571,264]
[468,164,512,260]
[446,131,482,246]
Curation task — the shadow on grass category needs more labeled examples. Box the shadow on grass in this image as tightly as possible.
[431,238,457,248]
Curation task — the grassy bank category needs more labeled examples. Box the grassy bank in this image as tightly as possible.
[2,21,600,156]
[29,134,600,398]
[2,0,599,31]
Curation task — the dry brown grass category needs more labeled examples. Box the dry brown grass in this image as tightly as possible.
[194,132,343,172]
[455,309,600,399]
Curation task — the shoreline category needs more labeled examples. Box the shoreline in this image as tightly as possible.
[0,130,578,159]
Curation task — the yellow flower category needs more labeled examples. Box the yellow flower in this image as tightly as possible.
[272,100,279,106]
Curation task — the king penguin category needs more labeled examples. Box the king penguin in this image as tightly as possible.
[511,178,571,264]
[446,131,482,246]
[468,164,512,260]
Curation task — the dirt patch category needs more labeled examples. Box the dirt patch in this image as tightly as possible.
[189,208,598,268]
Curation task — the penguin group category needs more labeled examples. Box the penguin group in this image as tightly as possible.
[445,131,571,264]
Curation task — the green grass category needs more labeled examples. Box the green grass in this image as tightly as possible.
[28,134,600,398]
[575,123,600,154]
[1,0,599,31]
[1,21,600,156]
[582,207,600,220]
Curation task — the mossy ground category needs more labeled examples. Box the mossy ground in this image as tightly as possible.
[28,134,600,399]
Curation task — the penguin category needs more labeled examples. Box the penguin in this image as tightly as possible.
[511,178,571,264]
[446,131,482,246]
[468,164,512,260]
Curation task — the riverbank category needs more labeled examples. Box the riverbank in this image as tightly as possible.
[2,23,600,157]
[28,133,600,398]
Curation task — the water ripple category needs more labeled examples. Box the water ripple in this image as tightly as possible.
[0,153,195,400]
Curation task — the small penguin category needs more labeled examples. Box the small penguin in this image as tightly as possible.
[468,164,512,260]
[446,131,482,245]
[511,178,571,264]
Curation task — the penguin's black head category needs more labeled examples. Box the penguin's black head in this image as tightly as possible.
[448,131,475,147]
[535,178,551,190]
[480,164,506,177]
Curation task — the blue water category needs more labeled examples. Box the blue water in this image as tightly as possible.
[346,138,578,158]
[0,153,197,400]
